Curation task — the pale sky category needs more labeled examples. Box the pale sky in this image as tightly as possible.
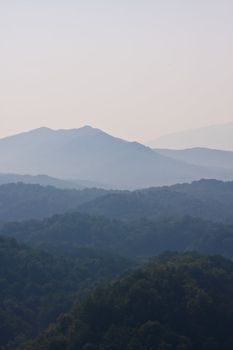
[0,0,233,142]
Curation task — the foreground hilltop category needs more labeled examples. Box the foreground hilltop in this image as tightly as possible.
[24,252,233,350]
[0,236,129,349]
[0,126,232,188]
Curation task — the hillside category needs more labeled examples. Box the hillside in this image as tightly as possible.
[0,126,232,188]
[0,183,107,221]
[24,253,233,350]
[80,179,233,223]
[0,236,130,349]
[0,180,233,223]
[149,122,233,150]
[2,213,233,259]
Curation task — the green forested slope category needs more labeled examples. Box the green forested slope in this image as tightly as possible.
[79,180,233,223]
[0,180,233,223]
[2,213,233,259]
[0,236,130,349]
[0,183,107,221]
[24,253,233,350]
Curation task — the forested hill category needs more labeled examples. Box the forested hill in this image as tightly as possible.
[24,252,233,350]
[79,179,233,223]
[0,236,130,350]
[0,183,108,221]
[2,213,233,259]
[0,179,233,223]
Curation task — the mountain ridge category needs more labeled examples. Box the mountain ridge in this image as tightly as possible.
[0,126,233,188]
[0,173,109,189]
[154,147,233,170]
[148,122,233,150]
[0,179,233,223]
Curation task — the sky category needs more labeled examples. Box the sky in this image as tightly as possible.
[0,0,233,142]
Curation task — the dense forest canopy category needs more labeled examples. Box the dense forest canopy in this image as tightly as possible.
[0,183,108,221]
[23,253,233,350]
[1,213,233,259]
[1,180,233,349]
[0,179,233,222]
[79,179,233,223]
[0,236,130,349]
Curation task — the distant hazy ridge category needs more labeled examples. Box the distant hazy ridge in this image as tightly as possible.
[0,126,233,188]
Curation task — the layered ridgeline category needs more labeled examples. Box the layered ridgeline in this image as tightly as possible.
[0,173,108,190]
[0,127,233,189]
[0,183,108,221]
[79,179,233,223]
[0,236,130,350]
[149,122,233,150]
[24,253,233,350]
[2,212,233,259]
[155,147,233,171]
[0,180,233,222]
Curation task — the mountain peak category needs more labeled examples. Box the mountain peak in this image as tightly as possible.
[37,127,52,131]
[28,126,102,137]
[77,125,102,135]
[39,126,54,132]
[27,127,54,135]
[81,125,94,130]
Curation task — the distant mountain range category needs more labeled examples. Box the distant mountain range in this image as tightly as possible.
[149,122,233,150]
[154,147,233,171]
[0,126,233,188]
[0,173,107,189]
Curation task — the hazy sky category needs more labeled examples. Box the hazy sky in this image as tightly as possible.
[1,0,233,142]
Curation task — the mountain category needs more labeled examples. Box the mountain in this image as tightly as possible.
[149,122,233,150]
[0,126,233,188]
[0,173,107,189]
[154,147,233,170]
[23,252,233,350]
